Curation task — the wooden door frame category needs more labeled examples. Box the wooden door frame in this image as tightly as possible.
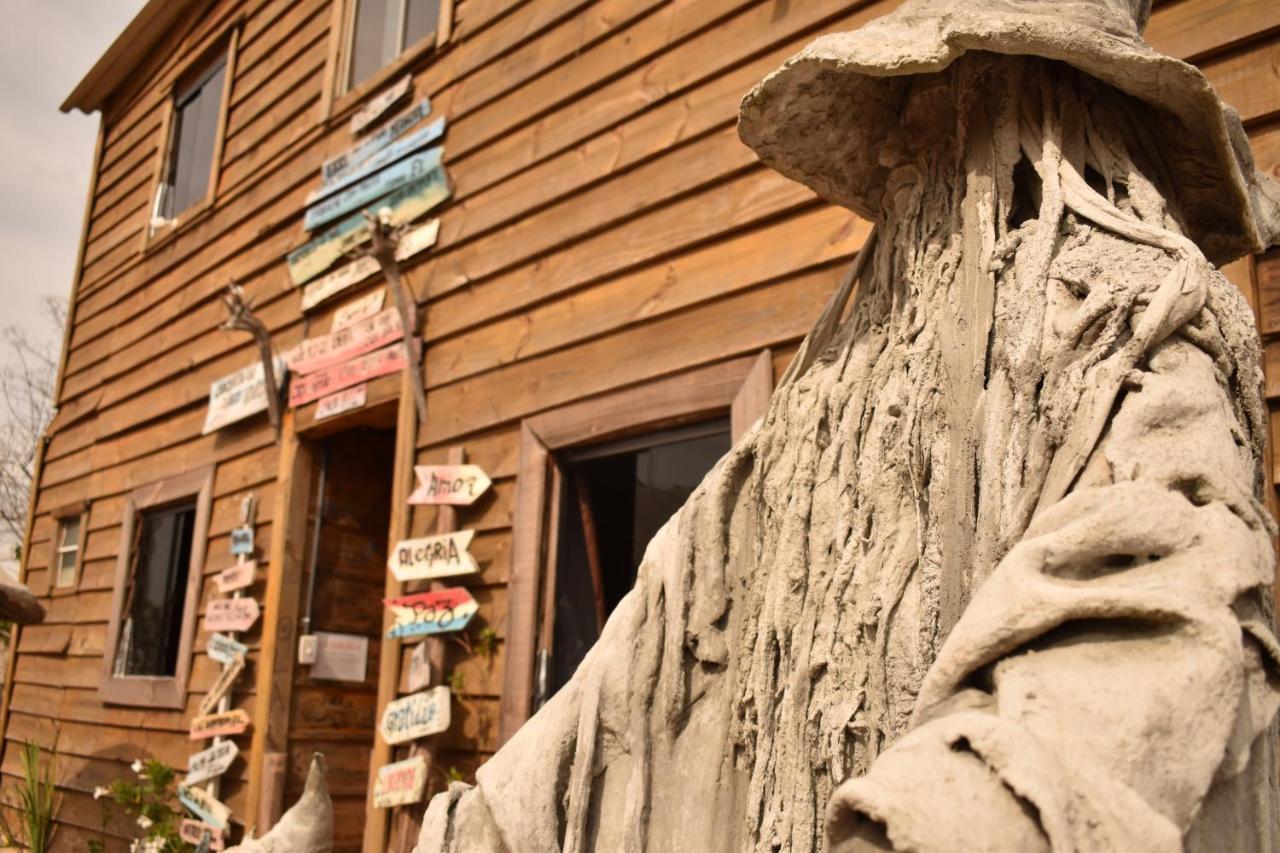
[498,350,774,744]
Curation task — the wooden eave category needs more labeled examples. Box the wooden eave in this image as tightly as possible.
[60,0,207,114]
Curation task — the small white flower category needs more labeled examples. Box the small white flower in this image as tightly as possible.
[93,786,109,800]
[131,759,144,775]
[136,814,153,830]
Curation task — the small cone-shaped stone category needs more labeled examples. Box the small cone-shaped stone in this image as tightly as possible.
[226,753,333,852]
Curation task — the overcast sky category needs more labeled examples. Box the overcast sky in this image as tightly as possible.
[0,0,146,356]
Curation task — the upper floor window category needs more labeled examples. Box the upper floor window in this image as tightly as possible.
[156,54,228,222]
[348,0,441,91]
[54,514,84,589]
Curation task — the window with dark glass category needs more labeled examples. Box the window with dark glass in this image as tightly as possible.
[159,55,227,220]
[54,515,82,588]
[546,420,730,698]
[115,500,197,677]
[348,0,441,90]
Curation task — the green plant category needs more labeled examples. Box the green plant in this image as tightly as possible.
[447,670,466,695]
[474,627,498,663]
[446,766,465,783]
[88,758,190,853]
[0,740,59,853]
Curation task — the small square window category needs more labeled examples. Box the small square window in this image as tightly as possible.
[154,54,228,225]
[348,0,441,91]
[54,515,83,589]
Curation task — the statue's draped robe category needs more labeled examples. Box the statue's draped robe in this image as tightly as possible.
[417,59,1280,853]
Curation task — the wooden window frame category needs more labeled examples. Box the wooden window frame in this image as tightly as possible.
[141,24,240,253]
[321,0,455,122]
[498,351,774,743]
[50,501,90,595]
[100,467,214,708]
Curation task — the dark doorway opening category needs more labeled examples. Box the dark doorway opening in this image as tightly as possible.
[547,419,730,698]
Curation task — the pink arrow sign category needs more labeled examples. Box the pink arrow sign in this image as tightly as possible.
[384,588,478,639]
[206,597,261,633]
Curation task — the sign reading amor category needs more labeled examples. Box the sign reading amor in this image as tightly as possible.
[380,686,451,744]
[408,464,493,506]
[206,597,261,633]
[201,357,286,434]
[185,739,239,786]
[373,755,428,807]
[190,709,250,740]
[286,308,403,376]
[385,588,478,639]
[387,529,479,582]
[288,343,407,407]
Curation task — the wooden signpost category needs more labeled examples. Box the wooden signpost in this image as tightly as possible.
[322,97,432,183]
[387,529,479,582]
[308,118,446,205]
[197,653,246,717]
[299,219,439,310]
[201,357,286,434]
[315,384,368,420]
[286,167,451,285]
[178,784,233,829]
[379,686,451,745]
[207,633,248,665]
[206,598,261,633]
[304,147,444,231]
[179,819,226,850]
[332,289,385,331]
[215,560,256,594]
[385,588,478,639]
[288,343,407,407]
[407,641,431,692]
[372,755,428,808]
[190,709,251,740]
[350,75,411,134]
[408,464,493,506]
[186,740,240,786]
[286,308,403,376]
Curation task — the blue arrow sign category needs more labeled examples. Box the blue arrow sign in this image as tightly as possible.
[308,118,446,205]
[321,97,431,183]
[304,147,444,231]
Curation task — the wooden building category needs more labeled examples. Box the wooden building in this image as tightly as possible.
[2,0,1278,849]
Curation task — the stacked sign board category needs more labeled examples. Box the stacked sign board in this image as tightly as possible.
[281,79,451,424]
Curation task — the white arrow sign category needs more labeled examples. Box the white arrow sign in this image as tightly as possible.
[380,686,451,744]
[207,633,248,665]
[408,464,492,506]
[387,530,479,582]
[185,739,240,786]
[206,598,261,633]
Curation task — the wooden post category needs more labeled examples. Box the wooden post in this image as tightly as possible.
[366,215,429,424]
[244,413,313,835]
[364,371,420,853]
[390,447,463,851]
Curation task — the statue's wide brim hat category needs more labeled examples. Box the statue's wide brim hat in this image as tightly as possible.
[739,0,1280,265]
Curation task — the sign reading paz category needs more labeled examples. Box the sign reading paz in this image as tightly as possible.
[373,755,428,807]
[207,633,248,665]
[185,739,240,786]
[178,784,232,829]
[409,464,493,505]
[197,652,246,717]
[206,597,261,633]
[190,709,251,740]
[380,685,451,744]
[388,529,479,582]
[385,588,478,639]
[215,560,256,593]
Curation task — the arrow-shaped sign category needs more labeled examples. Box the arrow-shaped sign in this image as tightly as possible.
[179,819,225,851]
[380,685,451,744]
[373,755,428,808]
[185,739,240,786]
[190,709,251,740]
[408,464,492,506]
[387,530,479,582]
[304,147,444,231]
[384,588,478,639]
[178,785,232,830]
[207,632,248,665]
[214,561,255,594]
[206,598,261,633]
[196,652,246,717]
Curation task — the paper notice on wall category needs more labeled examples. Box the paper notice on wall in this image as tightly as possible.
[311,631,369,682]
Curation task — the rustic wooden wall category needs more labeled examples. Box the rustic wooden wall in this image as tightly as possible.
[4,0,1280,849]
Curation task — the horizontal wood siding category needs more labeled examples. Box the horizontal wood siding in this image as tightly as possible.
[8,0,1280,848]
